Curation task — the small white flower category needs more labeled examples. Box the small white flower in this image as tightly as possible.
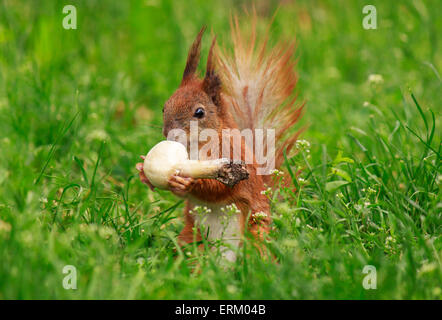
[270,169,284,177]
[252,211,267,223]
[136,258,145,266]
[366,187,376,194]
[86,129,109,142]
[190,206,212,216]
[220,203,240,215]
[227,285,237,294]
[295,139,311,152]
[385,236,396,244]
[260,187,273,196]
[368,74,384,85]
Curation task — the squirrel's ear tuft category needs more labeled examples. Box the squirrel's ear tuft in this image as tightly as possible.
[181,26,206,85]
[202,36,222,106]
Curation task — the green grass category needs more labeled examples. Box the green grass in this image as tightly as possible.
[0,0,440,299]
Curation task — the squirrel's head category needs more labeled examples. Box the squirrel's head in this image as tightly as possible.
[163,27,223,143]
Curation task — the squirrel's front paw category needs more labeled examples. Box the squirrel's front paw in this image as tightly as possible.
[168,175,196,197]
[136,156,155,191]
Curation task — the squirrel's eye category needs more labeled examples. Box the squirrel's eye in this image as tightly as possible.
[193,107,205,119]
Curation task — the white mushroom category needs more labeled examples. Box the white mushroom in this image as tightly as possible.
[143,140,248,189]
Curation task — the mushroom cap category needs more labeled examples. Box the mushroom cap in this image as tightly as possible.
[143,140,188,189]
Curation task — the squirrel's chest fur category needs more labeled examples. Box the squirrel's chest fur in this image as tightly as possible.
[189,199,241,261]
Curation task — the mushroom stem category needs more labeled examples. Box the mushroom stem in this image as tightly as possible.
[175,158,229,178]
[143,140,249,189]
[175,159,249,187]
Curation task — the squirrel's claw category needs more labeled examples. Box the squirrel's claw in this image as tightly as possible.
[136,162,155,191]
[168,175,196,197]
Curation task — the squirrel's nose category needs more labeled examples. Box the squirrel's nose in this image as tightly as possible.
[163,123,188,143]
[162,119,175,137]
[163,119,186,138]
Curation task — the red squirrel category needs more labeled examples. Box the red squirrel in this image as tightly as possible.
[136,17,303,260]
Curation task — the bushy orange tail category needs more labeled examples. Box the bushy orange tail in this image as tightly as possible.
[216,12,304,169]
